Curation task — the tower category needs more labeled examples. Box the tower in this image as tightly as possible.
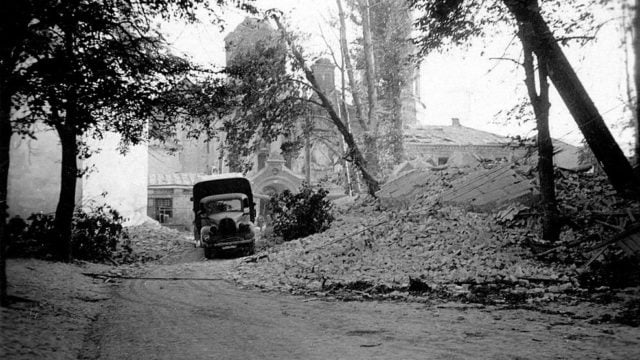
[311,58,336,96]
[224,17,280,67]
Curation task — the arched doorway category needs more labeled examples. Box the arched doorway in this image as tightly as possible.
[259,184,282,218]
[249,155,304,228]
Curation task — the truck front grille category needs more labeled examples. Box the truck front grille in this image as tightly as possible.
[218,218,236,236]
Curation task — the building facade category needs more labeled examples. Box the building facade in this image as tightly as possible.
[403,118,527,167]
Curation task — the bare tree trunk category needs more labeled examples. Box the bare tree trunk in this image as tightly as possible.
[372,0,411,164]
[390,91,404,163]
[521,31,560,241]
[304,117,311,183]
[272,16,380,195]
[634,0,640,163]
[337,0,365,193]
[536,64,560,241]
[337,0,367,131]
[504,0,640,199]
[359,0,380,176]
[623,4,639,162]
[0,86,11,306]
[338,66,355,196]
[53,122,77,262]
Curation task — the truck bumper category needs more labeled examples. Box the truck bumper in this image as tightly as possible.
[206,238,254,250]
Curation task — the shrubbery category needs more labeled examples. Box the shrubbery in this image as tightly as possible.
[71,205,131,262]
[7,204,131,262]
[267,184,334,241]
[7,213,56,258]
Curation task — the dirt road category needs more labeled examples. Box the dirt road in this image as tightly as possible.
[79,248,640,360]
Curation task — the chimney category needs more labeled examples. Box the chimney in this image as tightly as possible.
[451,118,461,127]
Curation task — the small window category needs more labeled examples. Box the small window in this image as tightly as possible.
[437,157,449,165]
[258,152,268,170]
[154,198,173,223]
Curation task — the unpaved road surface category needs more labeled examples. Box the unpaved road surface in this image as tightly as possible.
[80,248,640,360]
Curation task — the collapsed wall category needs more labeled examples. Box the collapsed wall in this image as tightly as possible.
[377,164,538,211]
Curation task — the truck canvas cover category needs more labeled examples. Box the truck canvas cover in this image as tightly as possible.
[192,173,255,221]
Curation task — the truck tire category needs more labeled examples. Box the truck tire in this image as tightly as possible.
[244,243,255,256]
[204,247,216,259]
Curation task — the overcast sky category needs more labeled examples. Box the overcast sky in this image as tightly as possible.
[160,0,634,153]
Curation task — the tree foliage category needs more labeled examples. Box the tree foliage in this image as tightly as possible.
[411,0,640,199]
[272,14,381,194]
[6,204,129,263]
[21,0,207,262]
[336,0,417,177]
[411,0,599,54]
[369,0,415,168]
[191,12,379,193]
[0,0,256,305]
[221,34,311,172]
[268,184,334,241]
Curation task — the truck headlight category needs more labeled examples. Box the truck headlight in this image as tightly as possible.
[238,223,254,239]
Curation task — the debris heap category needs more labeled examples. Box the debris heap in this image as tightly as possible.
[122,221,192,262]
[233,202,573,301]
[231,165,639,304]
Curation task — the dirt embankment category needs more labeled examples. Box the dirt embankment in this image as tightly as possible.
[0,222,191,360]
[81,255,640,360]
[1,259,111,359]
[2,242,640,360]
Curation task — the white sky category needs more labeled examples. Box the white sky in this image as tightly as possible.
[160,0,635,153]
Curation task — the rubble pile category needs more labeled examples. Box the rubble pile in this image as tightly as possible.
[122,222,192,263]
[434,165,537,211]
[232,166,640,305]
[555,169,639,234]
[504,169,640,263]
[233,203,575,303]
[376,167,467,207]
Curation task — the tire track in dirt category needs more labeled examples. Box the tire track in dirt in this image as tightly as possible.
[81,250,640,360]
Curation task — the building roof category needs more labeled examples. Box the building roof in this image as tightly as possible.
[149,172,253,188]
[436,164,538,211]
[551,139,586,171]
[224,17,273,43]
[149,173,201,187]
[196,172,246,183]
[404,120,512,146]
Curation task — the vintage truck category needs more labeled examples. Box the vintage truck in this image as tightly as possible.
[192,173,257,258]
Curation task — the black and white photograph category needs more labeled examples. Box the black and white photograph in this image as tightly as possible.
[1,0,640,358]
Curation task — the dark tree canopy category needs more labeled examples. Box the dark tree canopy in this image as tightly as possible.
[0,0,260,305]
[1,0,258,264]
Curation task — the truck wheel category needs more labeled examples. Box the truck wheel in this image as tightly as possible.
[204,247,216,259]
[245,244,255,256]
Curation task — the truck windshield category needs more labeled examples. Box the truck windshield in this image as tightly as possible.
[204,199,242,214]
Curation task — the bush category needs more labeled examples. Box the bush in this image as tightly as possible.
[71,205,131,262]
[268,184,334,241]
[7,213,56,258]
[6,204,130,262]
